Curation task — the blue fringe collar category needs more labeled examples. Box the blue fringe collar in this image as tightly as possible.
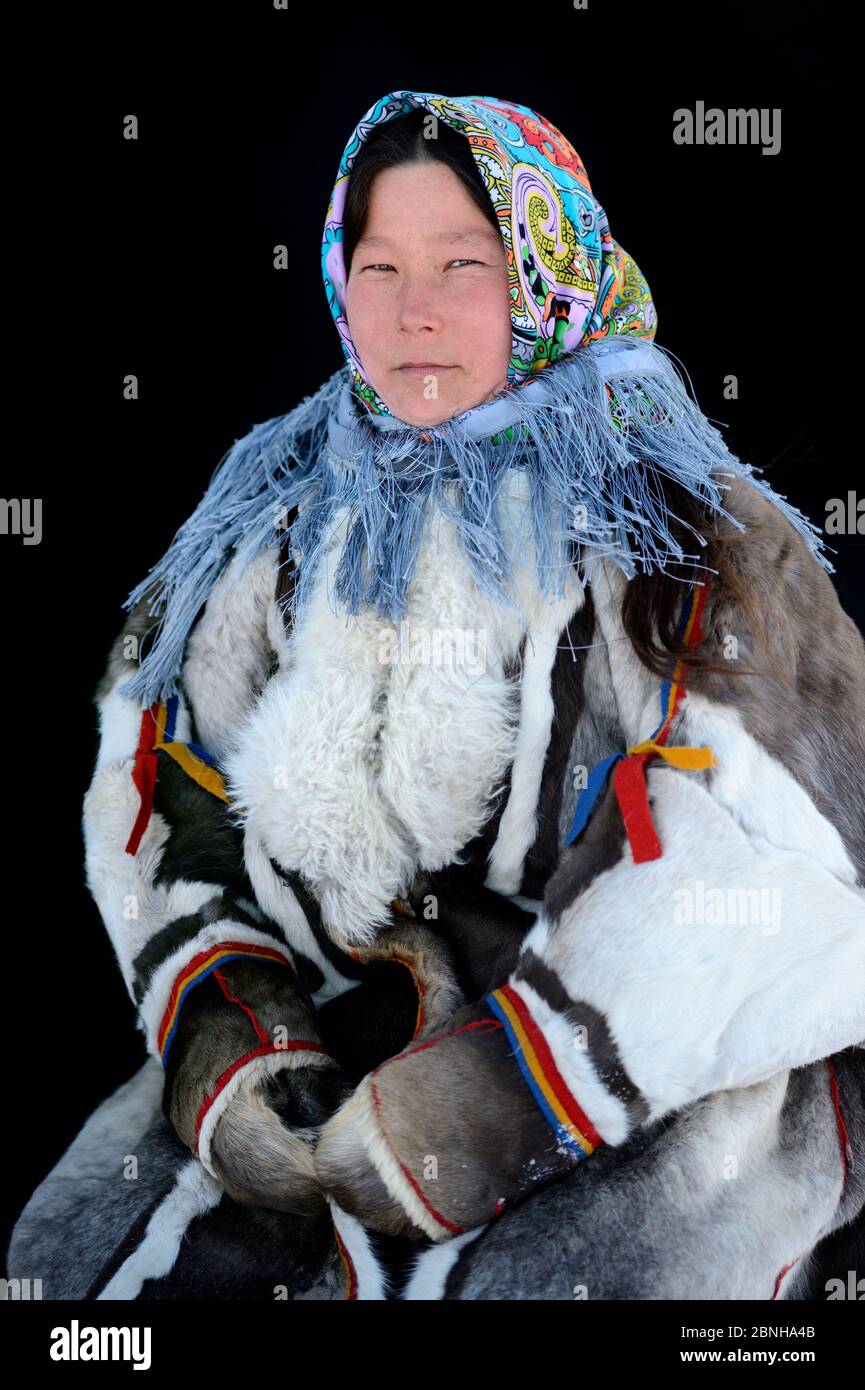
[119,339,831,707]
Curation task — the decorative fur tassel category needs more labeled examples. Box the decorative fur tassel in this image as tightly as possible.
[119,338,832,707]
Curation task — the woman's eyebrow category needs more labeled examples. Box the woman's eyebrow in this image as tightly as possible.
[355,228,501,249]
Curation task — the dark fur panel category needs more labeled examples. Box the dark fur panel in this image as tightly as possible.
[542,769,628,926]
[269,860,368,982]
[151,757,250,894]
[285,948,326,996]
[519,587,596,898]
[316,960,428,1083]
[556,625,628,854]
[409,863,535,1000]
[135,1196,341,1301]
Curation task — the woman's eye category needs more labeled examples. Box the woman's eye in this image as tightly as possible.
[360,259,484,273]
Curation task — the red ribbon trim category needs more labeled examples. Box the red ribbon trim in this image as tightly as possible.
[125,706,159,856]
[612,751,662,863]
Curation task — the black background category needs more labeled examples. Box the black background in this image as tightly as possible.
[4,0,860,1269]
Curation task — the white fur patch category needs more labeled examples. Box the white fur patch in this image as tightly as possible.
[523,767,865,1128]
[224,531,419,945]
[224,472,570,946]
[95,677,145,769]
[328,1200,388,1300]
[680,693,860,884]
[401,1226,489,1300]
[374,487,535,877]
[182,546,280,766]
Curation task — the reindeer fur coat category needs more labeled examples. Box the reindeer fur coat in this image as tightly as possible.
[7,90,865,1301]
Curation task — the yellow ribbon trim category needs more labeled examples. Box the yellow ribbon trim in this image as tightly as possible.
[626,738,718,771]
[150,703,230,803]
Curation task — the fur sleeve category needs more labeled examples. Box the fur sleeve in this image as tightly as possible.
[499,496,865,1152]
[82,544,294,1062]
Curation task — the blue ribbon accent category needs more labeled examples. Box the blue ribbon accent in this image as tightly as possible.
[163,694,179,740]
[565,751,624,846]
[185,741,217,767]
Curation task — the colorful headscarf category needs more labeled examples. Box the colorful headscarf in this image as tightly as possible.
[322,91,657,417]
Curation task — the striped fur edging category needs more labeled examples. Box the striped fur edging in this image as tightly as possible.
[153,937,337,1180]
[157,939,298,1066]
[330,1201,388,1300]
[137,922,303,1059]
[126,695,228,857]
[485,982,604,1160]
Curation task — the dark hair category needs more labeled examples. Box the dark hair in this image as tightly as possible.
[619,492,780,687]
[341,110,783,690]
[342,109,500,275]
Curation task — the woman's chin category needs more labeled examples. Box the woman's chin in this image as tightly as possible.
[380,391,481,430]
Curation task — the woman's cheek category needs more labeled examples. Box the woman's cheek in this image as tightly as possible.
[455,270,511,319]
[346,287,392,365]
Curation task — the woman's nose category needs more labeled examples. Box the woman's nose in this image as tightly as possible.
[397,272,447,334]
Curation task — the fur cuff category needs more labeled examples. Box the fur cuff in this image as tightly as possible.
[314,998,595,1240]
[164,954,335,1159]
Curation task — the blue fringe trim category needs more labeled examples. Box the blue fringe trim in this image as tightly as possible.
[118,340,832,707]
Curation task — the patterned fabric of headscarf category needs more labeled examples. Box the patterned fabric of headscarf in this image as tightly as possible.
[321,91,657,417]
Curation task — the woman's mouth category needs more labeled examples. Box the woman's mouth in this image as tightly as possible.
[396,364,459,377]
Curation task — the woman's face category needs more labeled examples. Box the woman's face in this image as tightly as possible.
[345,161,512,427]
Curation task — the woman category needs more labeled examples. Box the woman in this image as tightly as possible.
[8,91,865,1301]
